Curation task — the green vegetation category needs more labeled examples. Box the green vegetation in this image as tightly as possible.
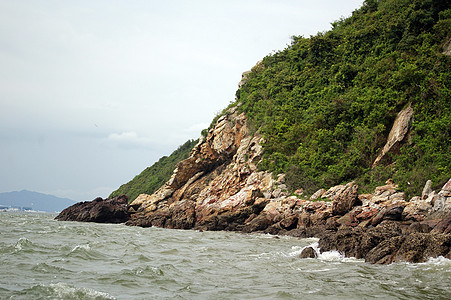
[236,0,450,197]
[109,139,198,202]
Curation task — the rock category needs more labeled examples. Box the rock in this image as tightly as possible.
[318,226,365,259]
[431,179,451,218]
[113,92,449,265]
[393,233,451,263]
[55,195,130,223]
[299,247,317,259]
[322,184,347,200]
[166,200,196,229]
[331,182,360,216]
[441,178,451,197]
[366,236,405,264]
[431,216,451,234]
[294,189,304,196]
[371,205,404,226]
[130,194,152,210]
[276,174,286,184]
[443,38,451,56]
[373,104,414,167]
[405,222,432,234]
[422,180,433,199]
[280,215,298,230]
[310,188,326,201]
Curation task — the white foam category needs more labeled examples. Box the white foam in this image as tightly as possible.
[48,282,116,299]
[71,244,90,252]
[424,256,451,265]
[291,239,364,263]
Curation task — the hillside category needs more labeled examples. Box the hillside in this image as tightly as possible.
[234,0,450,196]
[112,0,450,202]
[61,0,451,264]
[0,190,76,212]
[109,139,198,202]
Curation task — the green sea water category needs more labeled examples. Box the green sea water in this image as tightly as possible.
[0,212,450,299]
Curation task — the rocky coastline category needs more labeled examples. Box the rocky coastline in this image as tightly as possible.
[56,107,450,264]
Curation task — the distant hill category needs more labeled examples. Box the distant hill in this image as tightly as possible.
[0,190,76,212]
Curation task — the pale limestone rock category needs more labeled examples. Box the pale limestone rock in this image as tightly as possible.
[422,180,433,199]
[276,174,286,184]
[373,105,414,167]
[443,38,451,56]
[310,188,326,201]
[432,179,451,215]
[322,184,347,200]
[130,194,152,207]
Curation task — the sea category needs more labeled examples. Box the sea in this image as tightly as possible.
[0,212,450,300]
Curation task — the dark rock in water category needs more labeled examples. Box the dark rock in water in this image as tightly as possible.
[299,247,317,259]
[55,195,130,223]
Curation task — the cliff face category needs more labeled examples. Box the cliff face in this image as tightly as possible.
[124,105,450,264]
[127,106,277,230]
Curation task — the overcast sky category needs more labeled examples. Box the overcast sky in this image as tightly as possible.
[0,0,363,201]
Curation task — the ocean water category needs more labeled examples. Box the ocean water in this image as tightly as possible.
[0,212,450,300]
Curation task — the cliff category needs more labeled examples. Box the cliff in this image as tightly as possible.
[57,0,450,264]
[124,106,450,264]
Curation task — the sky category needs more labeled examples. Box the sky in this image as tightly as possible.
[0,0,364,201]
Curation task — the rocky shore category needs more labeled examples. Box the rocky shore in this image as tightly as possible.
[56,107,450,264]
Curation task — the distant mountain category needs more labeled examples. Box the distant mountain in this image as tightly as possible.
[0,190,76,212]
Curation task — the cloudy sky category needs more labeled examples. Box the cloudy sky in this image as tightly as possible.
[0,0,363,201]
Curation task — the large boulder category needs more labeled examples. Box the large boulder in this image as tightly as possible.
[55,195,130,223]
[373,104,414,167]
[331,182,360,216]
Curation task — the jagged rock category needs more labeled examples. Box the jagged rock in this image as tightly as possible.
[366,236,405,264]
[403,196,433,221]
[373,104,414,167]
[371,205,404,226]
[130,194,152,210]
[431,179,451,218]
[431,216,451,234]
[299,247,317,259]
[276,174,286,184]
[331,182,360,216]
[422,180,433,199]
[404,222,432,234]
[114,100,450,265]
[55,195,130,223]
[318,226,366,259]
[166,200,196,229]
[322,184,347,200]
[310,188,326,201]
[392,233,451,263]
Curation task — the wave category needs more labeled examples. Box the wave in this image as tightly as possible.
[7,282,115,300]
[65,243,107,260]
[290,240,364,263]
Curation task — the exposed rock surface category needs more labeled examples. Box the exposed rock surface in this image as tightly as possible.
[121,107,450,264]
[299,247,317,259]
[55,195,130,223]
[373,105,414,167]
[56,106,450,264]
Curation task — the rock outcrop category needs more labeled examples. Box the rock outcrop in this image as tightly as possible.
[373,104,414,167]
[121,107,450,264]
[55,195,130,223]
[55,106,450,264]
